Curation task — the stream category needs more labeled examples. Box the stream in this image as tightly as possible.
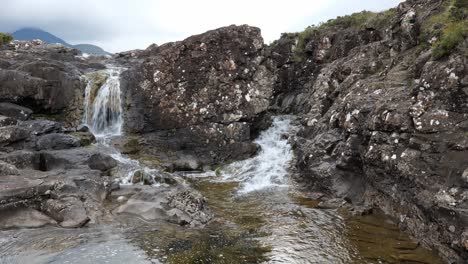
[0,68,445,264]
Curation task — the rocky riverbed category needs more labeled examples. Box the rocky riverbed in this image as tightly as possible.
[0,0,467,263]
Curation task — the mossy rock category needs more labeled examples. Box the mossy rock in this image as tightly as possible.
[85,71,108,105]
[72,131,96,146]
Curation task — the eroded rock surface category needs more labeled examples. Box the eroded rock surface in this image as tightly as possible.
[267,0,468,262]
[120,25,274,167]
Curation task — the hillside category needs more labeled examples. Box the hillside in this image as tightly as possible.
[12,27,110,55]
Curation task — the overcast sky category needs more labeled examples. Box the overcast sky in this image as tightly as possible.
[1,0,403,53]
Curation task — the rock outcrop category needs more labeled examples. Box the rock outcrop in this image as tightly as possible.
[0,40,104,127]
[120,25,275,167]
[267,0,468,262]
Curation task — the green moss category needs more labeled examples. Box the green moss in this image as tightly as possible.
[0,33,13,45]
[432,21,468,59]
[420,0,468,59]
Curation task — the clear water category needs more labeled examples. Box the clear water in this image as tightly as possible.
[0,70,445,264]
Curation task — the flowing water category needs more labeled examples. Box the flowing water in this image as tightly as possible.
[0,68,445,264]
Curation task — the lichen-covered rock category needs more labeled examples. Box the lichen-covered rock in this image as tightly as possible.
[268,0,468,262]
[122,25,274,132]
[119,25,274,166]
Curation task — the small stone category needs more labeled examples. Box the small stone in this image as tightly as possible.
[449,225,456,233]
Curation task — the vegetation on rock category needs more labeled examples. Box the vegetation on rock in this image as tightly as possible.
[0,32,13,45]
[420,0,468,59]
[293,9,396,61]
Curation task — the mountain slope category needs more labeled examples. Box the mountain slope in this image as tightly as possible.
[13,28,69,45]
[12,28,110,55]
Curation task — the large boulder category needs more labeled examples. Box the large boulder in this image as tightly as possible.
[120,25,274,165]
[35,133,81,150]
[87,153,117,171]
[123,25,275,132]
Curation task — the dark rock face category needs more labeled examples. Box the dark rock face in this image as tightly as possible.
[0,40,103,127]
[0,102,33,121]
[267,1,468,262]
[35,133,81,150]
[120,25,274,166]
[88,153,117,171]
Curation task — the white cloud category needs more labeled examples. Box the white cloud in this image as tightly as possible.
[0,0,403,53]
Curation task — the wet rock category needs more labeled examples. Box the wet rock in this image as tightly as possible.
[35,133,81,150]
[72,131,95,146]
[131,170,151,185]
[317,198,347,209]
[0,102,33,121]
[88,153,117,171]
[76,124,90,132]
[115,186,212,226]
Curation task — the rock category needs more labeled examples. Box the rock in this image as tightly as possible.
[119,25,274,165]
[115,186,212,226]
[72,131,95,146]
[19,119,63,135]
[0,102,33,121]
[264,0,468,261]
[0,208,57,229]
[0,160,19,175]
[0,126,29,145]
[88,153,117,171]
[462,168,468,184]
[317,198,347,209]
[42,197,90,228]
[35,133,81,150]
[0,115,16,127]
[461,230,468,251]
[0,40,95,127]
[76,124,90,132]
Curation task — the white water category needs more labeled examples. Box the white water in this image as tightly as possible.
[83,68,124,137]
[82,67,159,185]
[222,116,298,194]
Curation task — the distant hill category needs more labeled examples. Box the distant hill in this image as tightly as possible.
[73,44,109,56]
[12,28,110,56]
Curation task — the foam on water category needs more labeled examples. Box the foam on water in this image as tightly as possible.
[222,116,298,194]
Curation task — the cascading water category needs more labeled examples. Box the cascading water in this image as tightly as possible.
[82,67,157,185]
[221,116,298,194]
[83,68,124,137]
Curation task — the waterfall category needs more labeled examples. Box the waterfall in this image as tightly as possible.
[81,67,160,186]
[221,116,298,194]
[83,68,123,137]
